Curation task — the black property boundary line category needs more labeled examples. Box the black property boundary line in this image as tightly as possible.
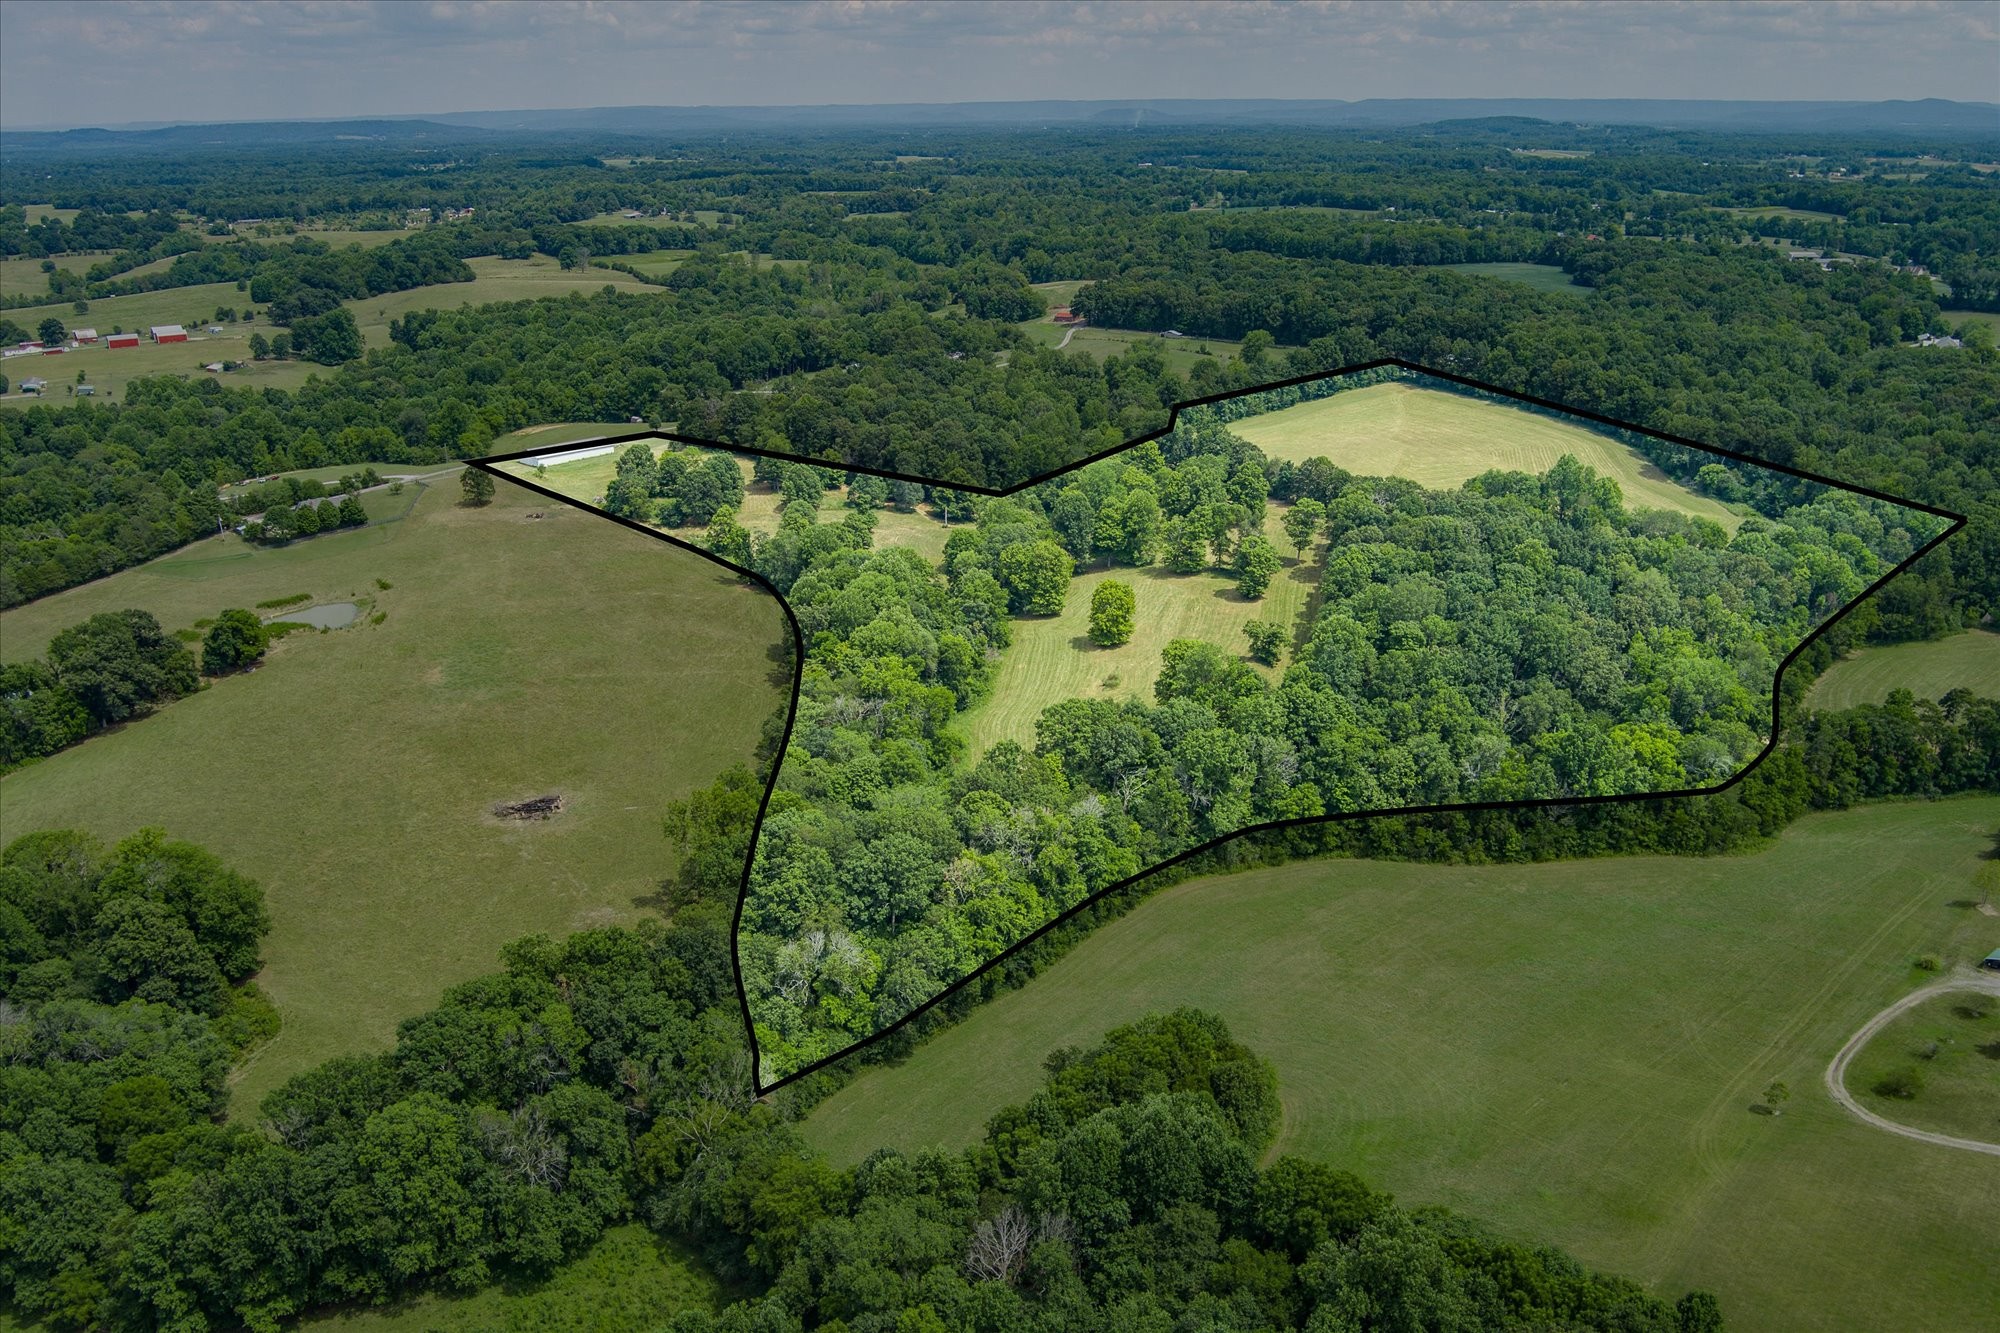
[471,358,1964,1097]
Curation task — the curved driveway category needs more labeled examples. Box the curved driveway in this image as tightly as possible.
[1823,970,2000,1157]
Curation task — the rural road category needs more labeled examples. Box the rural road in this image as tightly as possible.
[1823,969,2000,1156]
[238,465,462,521]
[1056,324,1079,349]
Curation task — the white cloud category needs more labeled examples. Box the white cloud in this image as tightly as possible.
[2,0,1995,128]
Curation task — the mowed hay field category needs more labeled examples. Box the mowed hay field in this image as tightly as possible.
[346,256,663,348]
[957,505,1316,757]
[803,798,2000,1332]
[0,477,788,1114]
[1807,629,2000,710]
[1844,990,2000,1145]
[1231,383,1742,529]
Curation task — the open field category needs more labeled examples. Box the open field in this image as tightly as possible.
[20,205,81,224]
[1,279,252,338]
[1944,309,2000,338]
[600,251,693,277]
[0,477,787,1115]
[346,256,664,348]
[1230,382,1742,528]
[1807,629,2000,711]
[219,461,429,495]
[1717,205,1846,223]
[804,798,2000,1332]
[492,421,640,452]
[0,328,322,406]
[956,505,1314,757]
[502,446,958,567]
[1437,261,1591,294]
[1017,319,1256,374]
[1029,279,1090,309]
[297,1225,723,1332]
[1843,989,2000,1145]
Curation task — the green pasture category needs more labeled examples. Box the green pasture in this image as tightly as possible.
[1229,382,1742,528]
[1807,629,2000,711]
[1017,319,1255,374]
[295,1225,723,1331]
[1717,206,1846,223]
[957,505,1314,758]
[0,477,788,1115]
[1437,261,1591,294]
[1844,990,2000,1145]
[1944,309,2000,338]
[1,280,252,338]
[804,797,2000,1332]
[346,256,664,349]
[0,327,322,407]
[601,251,692,277]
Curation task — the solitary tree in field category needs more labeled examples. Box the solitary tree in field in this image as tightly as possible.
[1234,535,1282,599]
[1280,497,1325,559]
[1088,580,1136,647]
[461,468,496,507]
[248,332,269,360]
[1244,620,1286,666]
[37,317,65,346]
[996,539,1074,616]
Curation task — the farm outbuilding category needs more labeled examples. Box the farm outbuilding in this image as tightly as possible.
[1983,948,2000,971]
[523,442,617,468]
[20,377,47,395]
[151,324,188,343]
[71,328,98,343]
[106,333,139,349]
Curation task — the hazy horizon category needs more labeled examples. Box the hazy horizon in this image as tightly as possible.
[4,1,1996,133]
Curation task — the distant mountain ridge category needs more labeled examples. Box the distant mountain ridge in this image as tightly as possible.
[6,97,1996,150]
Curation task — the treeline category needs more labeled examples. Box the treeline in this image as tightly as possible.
[694,416,1933,1078]
[0,609,197,768]
[0,832,1721,1333]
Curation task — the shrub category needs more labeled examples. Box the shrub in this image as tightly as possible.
[1872,1066,1924,1099]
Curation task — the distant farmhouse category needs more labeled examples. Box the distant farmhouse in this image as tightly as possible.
[1916,332,1964,349]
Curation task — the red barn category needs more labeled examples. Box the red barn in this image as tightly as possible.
[106,333,140,349]
[150,324,188,343]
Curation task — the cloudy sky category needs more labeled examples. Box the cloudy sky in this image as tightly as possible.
[2,0,1996,130]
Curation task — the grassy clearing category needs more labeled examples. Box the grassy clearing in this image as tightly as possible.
[0,328,322,407]
[1230,382,1741,528]
[504,447,958,568]
[1845,990,2000,1145]
[0,478,787,1114]
[957,505,1313,758]
[346,256,663,349]
[294,1225,723,1331]
[601,251,692,277]
[1017,320,1256,375]
[295,1226,721,1329]
[1717,206,1846,223]
[1944,309,2000,338]
[1437,261,1591,295]
[491,421,639,453]
[803,798,2000,1332]
[1808,629,2000,710]
[1,280,253,339]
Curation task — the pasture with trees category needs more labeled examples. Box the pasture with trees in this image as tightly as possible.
[591,377,1949,1085]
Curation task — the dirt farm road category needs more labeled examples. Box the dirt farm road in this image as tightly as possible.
[1823,969,2000,1157]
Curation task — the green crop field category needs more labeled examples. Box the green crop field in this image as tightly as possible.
[1844,990,2000,1145]
[1231,382,1743,528]
[1807,629,2000,710]
[957,505,1314,758]
[1438,261,1592,294]
[297,1225,723,1332]
[0,477,787,1115]
[803,797,2000,1332]
[346,256,664,349]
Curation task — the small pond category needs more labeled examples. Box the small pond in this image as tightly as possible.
[275,602,360,629]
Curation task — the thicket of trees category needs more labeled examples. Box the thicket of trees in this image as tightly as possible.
[678,407,1936,1080]
[0,834,1720,1333]
[0,609,197,769]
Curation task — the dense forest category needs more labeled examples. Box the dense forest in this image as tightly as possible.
[633,395,1939,1080]
[3,124,1997,627]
